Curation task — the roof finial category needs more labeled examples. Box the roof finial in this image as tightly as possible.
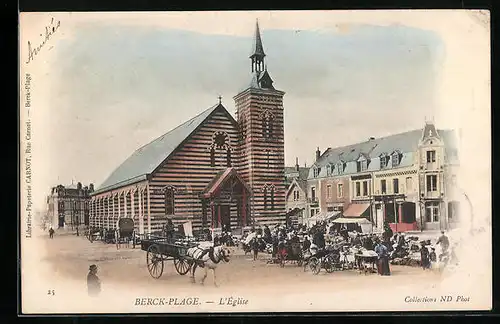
[218,95,222,105]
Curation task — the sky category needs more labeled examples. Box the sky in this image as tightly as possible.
[19,11,490,212]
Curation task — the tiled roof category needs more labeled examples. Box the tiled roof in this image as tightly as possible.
[309,127,458,179]
[285,167,310,189]
[286,178,308,198]
[94,104,221,194]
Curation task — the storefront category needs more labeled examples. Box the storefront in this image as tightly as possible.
[373,194,417,233]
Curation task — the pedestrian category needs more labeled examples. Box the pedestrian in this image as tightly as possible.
[420,242,431,270]
[251,236,260,261]
[302,236,311,252]
[436,231,450,255]
[213,235,220,247]
[374,238,391,276]
[49,227,54,239]
[87,264,101,297]
[429,247,437,262]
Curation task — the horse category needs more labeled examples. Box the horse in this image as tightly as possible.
[186,245,231,287]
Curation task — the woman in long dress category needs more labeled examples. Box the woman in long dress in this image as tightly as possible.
[375,239,391,276]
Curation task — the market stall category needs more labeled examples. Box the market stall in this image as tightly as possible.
[332,217,373,233]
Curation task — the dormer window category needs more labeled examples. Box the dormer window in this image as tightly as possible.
[326,163,335,176]
[313,167,321,178]
[337,161,345,175]
[379,153,389,169]
[391,150,402,167]
[356,154,370,172]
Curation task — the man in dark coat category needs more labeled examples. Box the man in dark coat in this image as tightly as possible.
[302,236,311,252]
[363,235,374,251]
[49,227,54,239]
[314,229,325,249]
[436,231,450,253]
[263,225,272,243]
[87,264,101,297]
[251,236,260,261]
[420,243,431,270]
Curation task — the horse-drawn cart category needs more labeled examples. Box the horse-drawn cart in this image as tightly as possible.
[277,242,303,267]
[115,218,136,249]
[141,235,197,279]
[86,227,101,242]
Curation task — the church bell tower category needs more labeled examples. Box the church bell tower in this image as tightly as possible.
[234,20,286,226]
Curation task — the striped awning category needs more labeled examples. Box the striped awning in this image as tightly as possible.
[343,203,370,218]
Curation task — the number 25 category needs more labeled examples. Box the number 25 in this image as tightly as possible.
[47,290,55,295]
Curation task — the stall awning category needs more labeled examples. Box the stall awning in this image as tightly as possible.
[343,203,370,217]
[325,211,341,220]
[307,211,340,223]
[332,217,372,224]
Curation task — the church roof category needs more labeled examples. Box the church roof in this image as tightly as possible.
[94,104,222,194]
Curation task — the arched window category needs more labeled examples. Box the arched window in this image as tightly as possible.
[165,187,175,215]
[263,187,268,210]
[263,184,274,211]
[240,117,247,139]
[210,147,215,167]
[210,131,231,168]
[270,186,275,210]
[262,111,274,140]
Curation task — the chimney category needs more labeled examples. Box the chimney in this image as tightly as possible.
[295,157,300,171]
[315,147,321,161]
[369,137,375,141]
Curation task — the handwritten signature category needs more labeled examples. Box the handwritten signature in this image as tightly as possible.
[26,18,61,64]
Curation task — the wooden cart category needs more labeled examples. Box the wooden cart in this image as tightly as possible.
[115,218,136,249]
[141,235,197,279]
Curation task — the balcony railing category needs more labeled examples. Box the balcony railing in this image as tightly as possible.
[307,198,319,206]
[424,191,441,199]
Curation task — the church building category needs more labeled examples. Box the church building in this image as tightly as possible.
[89,21,286,234]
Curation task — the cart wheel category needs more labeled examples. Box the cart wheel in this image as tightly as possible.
[174,258,192,275]
[324,256,335,273]
[309,257,321,275]
[146,245,164,279]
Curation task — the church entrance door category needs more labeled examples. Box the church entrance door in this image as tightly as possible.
[219,205,231,231]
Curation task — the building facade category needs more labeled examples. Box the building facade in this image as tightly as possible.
[306,121,460,232]
[89,21,286,233]
[46,182,94,228]
[284,158,310,224]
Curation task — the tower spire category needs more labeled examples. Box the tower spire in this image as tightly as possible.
[250,19,266,73]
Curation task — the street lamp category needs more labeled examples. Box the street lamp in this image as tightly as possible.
[417,200,425,232]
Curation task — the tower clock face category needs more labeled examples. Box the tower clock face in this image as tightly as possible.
[213,131,229,149]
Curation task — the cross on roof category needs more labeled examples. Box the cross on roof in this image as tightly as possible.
[218,95,222,104]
